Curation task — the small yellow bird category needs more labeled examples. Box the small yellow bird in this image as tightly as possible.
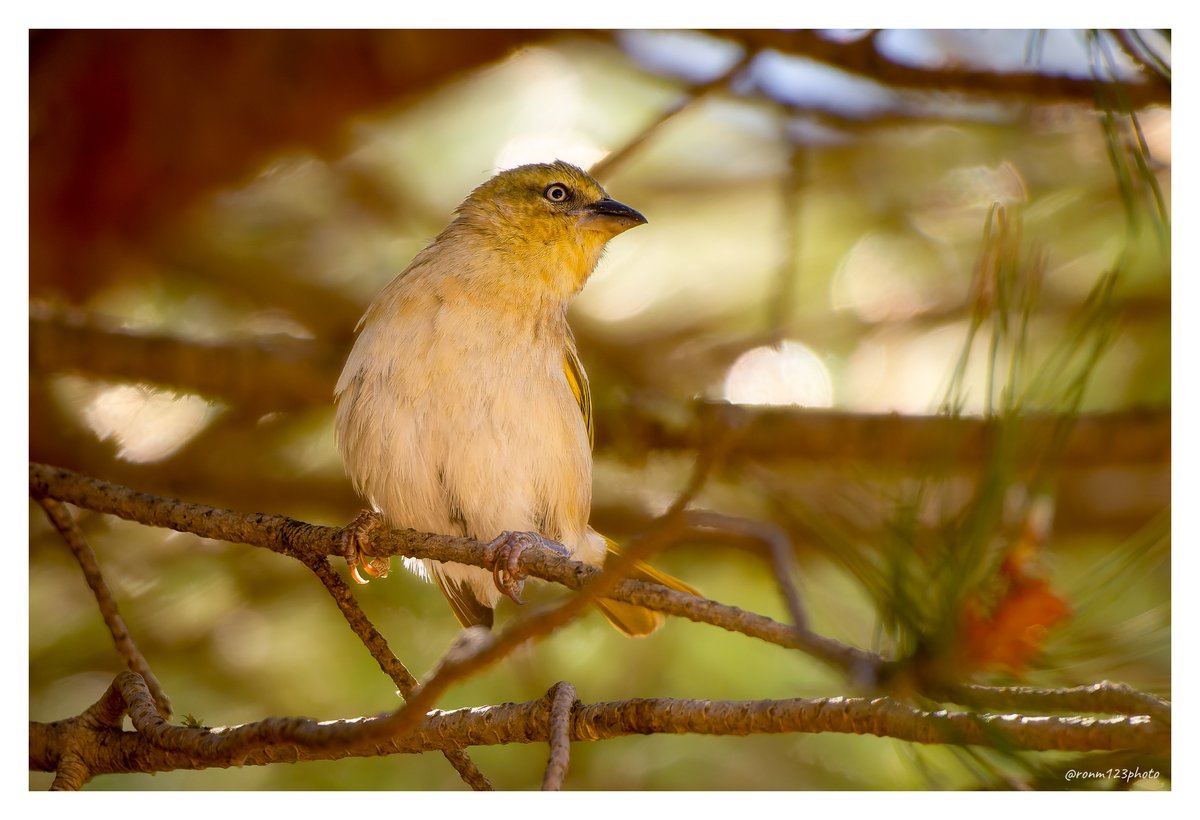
[335,160,696,635]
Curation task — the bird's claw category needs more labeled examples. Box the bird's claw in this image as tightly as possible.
[484,531,532,603]
[483,531,566,604]
[342,510,390,585]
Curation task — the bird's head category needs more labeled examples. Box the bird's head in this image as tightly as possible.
[452,160,647,297]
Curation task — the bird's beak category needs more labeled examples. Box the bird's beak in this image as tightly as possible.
[577,198,648,236]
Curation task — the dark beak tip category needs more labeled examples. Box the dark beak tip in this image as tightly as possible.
[592,198,647,225]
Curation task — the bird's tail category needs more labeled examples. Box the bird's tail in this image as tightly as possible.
[593,532,699,637]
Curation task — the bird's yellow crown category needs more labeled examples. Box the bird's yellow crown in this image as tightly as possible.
[458,160,609,226]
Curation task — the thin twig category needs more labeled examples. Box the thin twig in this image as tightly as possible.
[664,403,748,518]
[590,50,757,181]
[1109,29,1171,81]
[34,495,172,718]
[541,681,577,791]
[766,133,806,336]
[685,510,810,633]
[306,557,493,790]
[307,558,419,693]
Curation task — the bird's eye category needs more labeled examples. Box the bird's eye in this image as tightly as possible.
[544,183,571,203]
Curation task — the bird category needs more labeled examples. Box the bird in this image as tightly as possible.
[334,160,697,636]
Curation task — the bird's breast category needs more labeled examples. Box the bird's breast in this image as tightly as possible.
[335,290,594,559]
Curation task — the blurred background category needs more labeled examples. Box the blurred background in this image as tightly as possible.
[28,29,1170,790]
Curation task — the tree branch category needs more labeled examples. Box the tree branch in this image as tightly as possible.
[617,404,1170,469]
[29,304,338,413]
[30,672,1168,782]
[33,495,172,717]
[30,306,1168,472]
[31,462,1167,718]
[933,681,1171,725]
[710,30,1170,109]
[26,461,878,673]
[30,464,1171,786]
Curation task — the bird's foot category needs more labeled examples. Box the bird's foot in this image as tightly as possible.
[483,531,568,604]
[342,510,391,584]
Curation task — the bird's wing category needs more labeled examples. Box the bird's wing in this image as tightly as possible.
[564,337,701,636]
[431,565,495,629]
[563,336,594,451]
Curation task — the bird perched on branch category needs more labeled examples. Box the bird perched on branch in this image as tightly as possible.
[335,160,697,635]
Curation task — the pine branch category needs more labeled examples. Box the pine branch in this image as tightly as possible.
[30,671,1168,785]
[29,463,1171,786]
[26,462,876,671]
